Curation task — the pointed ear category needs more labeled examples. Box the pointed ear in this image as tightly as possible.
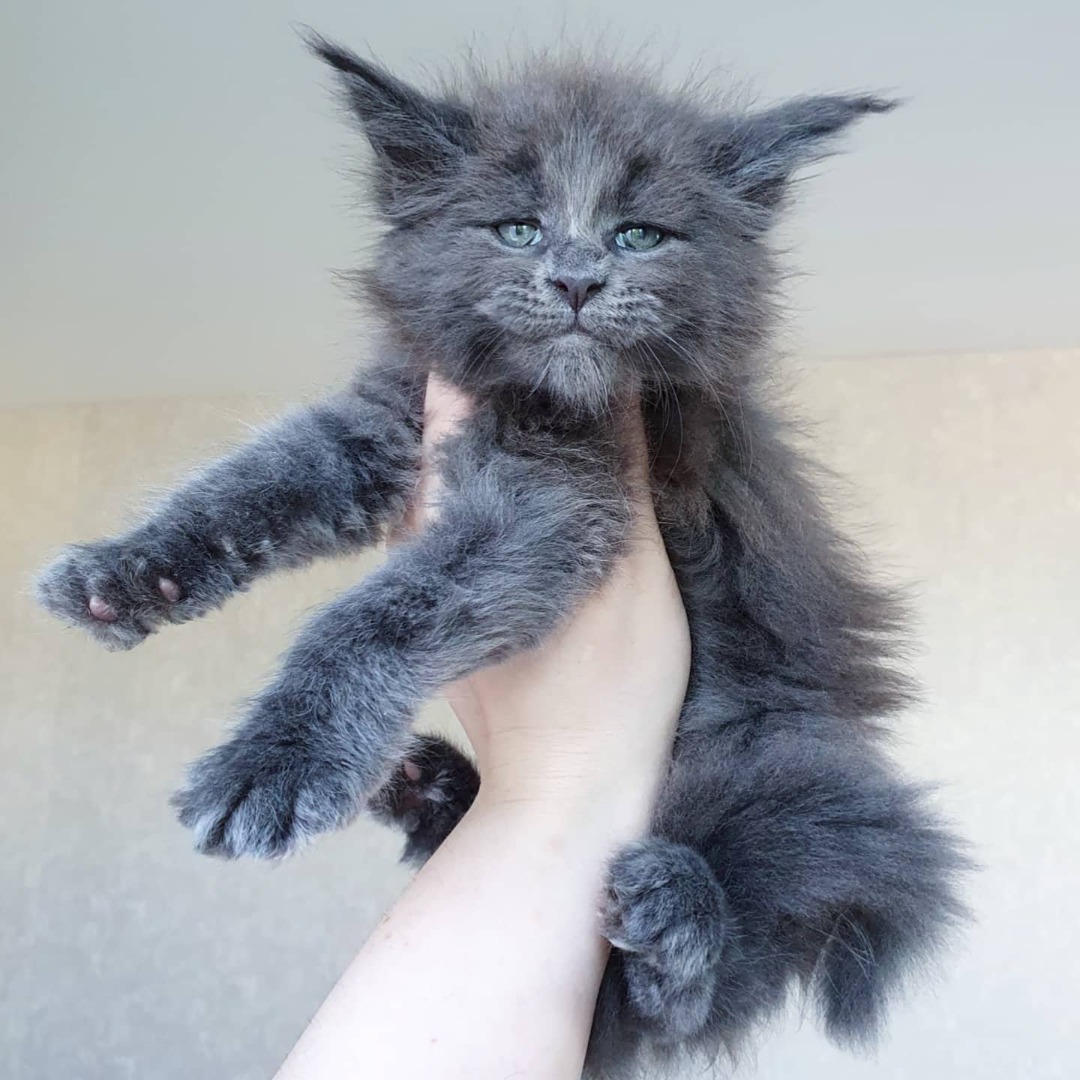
[304,32,475,213]
[710,94,897,219]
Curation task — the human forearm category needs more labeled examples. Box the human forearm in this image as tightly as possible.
[275,378,688,1080]
[277,780,654,1080]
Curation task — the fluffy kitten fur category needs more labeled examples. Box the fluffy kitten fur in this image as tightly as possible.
[36,35,969,1077]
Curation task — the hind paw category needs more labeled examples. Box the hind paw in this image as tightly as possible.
[368,735,479,865]
[604,838,729,1039]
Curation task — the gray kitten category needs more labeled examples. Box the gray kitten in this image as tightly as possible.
[36,35,969,1077]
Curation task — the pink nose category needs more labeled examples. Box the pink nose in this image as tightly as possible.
[550,275,605,313]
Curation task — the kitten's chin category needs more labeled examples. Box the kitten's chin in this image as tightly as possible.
[523,336,620,414]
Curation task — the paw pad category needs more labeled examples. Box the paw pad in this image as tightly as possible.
[88,595,118,622]
[368,736,480,865]
[158,577,182,603]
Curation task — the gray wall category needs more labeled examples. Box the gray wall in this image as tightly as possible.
[4,351,1079,1078]
[3,1,1079,406]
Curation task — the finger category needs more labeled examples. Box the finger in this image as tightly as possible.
[423,373,473,449]
[391,375,475,542]
[613,394,651,497]
[609,395,664,549]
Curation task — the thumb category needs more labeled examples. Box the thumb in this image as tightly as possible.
[390,374,474,543]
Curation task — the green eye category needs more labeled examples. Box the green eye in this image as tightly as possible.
[615,225,665,251]
[496,221,542,247]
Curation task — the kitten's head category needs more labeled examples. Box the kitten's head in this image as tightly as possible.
[311,35,892,412]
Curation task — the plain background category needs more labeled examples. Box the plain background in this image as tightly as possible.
[2,2,1078,1079]
[4,0,1079,404]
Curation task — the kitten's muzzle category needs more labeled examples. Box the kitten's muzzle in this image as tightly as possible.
[549,274,605,313]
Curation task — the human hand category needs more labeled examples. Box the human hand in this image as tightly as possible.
[397,374,689,837]
[279,375,689,1080]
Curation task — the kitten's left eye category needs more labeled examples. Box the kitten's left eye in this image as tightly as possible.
[495,222,542,248]
[614,225,665,251]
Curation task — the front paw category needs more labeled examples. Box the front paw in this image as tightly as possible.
[368,735,480,865]
[605,839,730,1039]
[36,528,242,650]
[172,687,373,859]
[174,737,360,860]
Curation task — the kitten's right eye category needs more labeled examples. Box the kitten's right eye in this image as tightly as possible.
[495,222,542,248]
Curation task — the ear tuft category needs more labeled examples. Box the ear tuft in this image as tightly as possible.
[300,29,474,216]
[711,93,899,215]
[301,30,422,122]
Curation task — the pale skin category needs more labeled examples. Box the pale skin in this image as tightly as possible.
[276,375,691,1080]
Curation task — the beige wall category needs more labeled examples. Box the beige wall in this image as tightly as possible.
[3,350,1077,1078]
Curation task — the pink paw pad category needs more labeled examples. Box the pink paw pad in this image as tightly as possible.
[158,577,181,603]
[88,596,118,622]
[399,760,425,811]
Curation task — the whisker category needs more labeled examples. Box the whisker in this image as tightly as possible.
[635,340,685,493]
[651,329,752,467]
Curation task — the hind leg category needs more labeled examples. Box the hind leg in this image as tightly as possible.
[603,838,730,1039]
[654,722,970,1045]
[369,735,480,865]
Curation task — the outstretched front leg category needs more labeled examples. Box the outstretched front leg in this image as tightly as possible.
[174,408,632,858]
[36,364,423,650]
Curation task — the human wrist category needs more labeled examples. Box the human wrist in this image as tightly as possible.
[472,730,674,849]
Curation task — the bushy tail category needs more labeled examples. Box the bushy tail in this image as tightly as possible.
[813,800,973,1045]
